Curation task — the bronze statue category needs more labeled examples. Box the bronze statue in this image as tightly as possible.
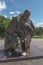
[5,9,35,57]
[18,10,35,56]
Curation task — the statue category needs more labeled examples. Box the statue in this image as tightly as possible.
[18,10,35,56]
[4,9,35,57]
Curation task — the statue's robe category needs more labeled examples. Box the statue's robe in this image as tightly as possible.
[19,16,35,50]
[5,17,20,52]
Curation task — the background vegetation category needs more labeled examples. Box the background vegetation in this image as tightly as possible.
[0,16,10,38]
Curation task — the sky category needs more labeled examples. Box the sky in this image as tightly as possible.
[0,0,43,27]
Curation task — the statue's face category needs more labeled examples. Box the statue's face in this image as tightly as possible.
[23,11,30,21]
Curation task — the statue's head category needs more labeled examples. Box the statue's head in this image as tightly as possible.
[23,9,31,20]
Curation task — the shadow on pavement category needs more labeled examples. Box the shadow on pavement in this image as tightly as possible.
[0,49,22,59]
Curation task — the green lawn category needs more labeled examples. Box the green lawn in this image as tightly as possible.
[33,35,43,38]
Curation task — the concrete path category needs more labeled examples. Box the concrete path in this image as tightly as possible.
[0,39,43,57]
[0,39,43,65]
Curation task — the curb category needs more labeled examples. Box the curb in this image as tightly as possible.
[0,56,43,63]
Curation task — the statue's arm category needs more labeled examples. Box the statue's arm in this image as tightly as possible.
[31,20,35,29]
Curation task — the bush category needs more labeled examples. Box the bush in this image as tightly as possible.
[0,16,10,37]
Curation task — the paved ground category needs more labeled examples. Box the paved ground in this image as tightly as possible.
[0,39,43,65]
[30,39,43,56]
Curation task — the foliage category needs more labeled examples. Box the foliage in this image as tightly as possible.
[0,16,10,37]
[35,27,43,35]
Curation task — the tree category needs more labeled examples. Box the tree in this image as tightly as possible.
[35,27,43,35]
[0,16,10,37]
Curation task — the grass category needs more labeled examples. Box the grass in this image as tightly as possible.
[33,35,43,38]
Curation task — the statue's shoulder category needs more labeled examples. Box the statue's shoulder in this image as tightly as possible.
[28,18,32,22]
[17,14,23,22]
[27,18,32,24]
